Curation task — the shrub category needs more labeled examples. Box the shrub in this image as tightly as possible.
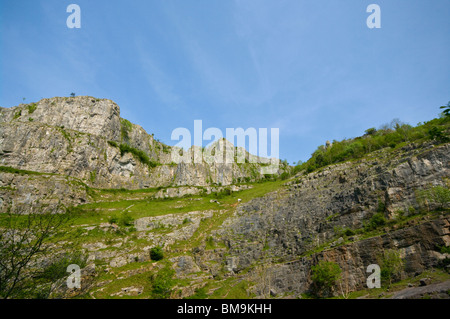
[108,215,118,224]
[311,260,342,297]
[118,212,134,226]
[120,119,133,142]
[150,246,164,261]
[365,213,387,231]
[150,265,175,299]
[279,172,290,180]
[13,109,22,119]
[37,251,87,281]
[379,249,404,287]
[417,185,450,211]
[27,103,37,114]
[119,144,158,168]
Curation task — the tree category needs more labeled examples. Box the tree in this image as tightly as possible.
[0,210,71,298]
[70,92,76,97]
[364,127,377,136]
[311,260,342,298]
[379,249,404,287]
[440,101,450,117]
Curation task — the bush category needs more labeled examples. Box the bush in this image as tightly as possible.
[379,249,404,287]
[118,212,134,226]
[37,251,87,281]
[108,215,118,224]
[150,246,164,261]
[120,119,133,142]
[13,109,22,119]
[150,265,175,299]
[119,144,158,168]
[417,185,450,211]
[311,260,342,297]
[365,213,387,231]
[27,103,37,114]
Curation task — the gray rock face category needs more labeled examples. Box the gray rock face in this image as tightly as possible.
[191,142,450,297]
[0,96,285,214]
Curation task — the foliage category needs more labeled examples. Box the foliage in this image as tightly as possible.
[120,119,133,142]
[379,249,404,287]
[150,246,164,261]
[440,101,450,117]
[108,211,134,227]
[119,143,158,168]
[37,251,87,282]
[211,187,232,199]
[13,109,22,119]
[119,212,134,226]
[311,260,342,297]
[416,185,450,210]
[0,165,49,176]
[365,213,387,231]
[27,103,37,114]
[0,210,72,298]
[149,265,175,298]
[293,114,449,174]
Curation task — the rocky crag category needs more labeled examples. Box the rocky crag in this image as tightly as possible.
[0,96,284,214]
[0,96,449,299]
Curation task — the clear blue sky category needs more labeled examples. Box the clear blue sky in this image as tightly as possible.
[1,0,449,164]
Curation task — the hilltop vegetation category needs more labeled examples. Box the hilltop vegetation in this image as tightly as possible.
[293,110,449,174]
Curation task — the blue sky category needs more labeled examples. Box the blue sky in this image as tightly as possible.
[1,0,449,164]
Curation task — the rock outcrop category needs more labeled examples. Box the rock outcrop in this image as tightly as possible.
[189,142,450,297]
[0,96,284,214]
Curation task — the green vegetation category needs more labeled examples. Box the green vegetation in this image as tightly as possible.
[416,185,450,211]
[37,251,87,282]
[120,118,133,142]
[311,260,342,298]
[150,246,164,261]
[119,143,158,168]
[89,171,96,183]
[107,140,118,148]
[0,165,51,176]
[440,101,450,117]
[27,103,37,114]
[379,249,405,287]
[149,265,175,298]
[364,213,387,231]
[292,115,449,174]
[13,109,21,119]
[108,211,134,227]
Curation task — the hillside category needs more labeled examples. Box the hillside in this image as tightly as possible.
[0,97,449,299]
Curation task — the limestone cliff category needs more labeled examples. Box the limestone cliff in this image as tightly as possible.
[0,96,283,214]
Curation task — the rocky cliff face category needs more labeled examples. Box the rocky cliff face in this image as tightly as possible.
[1,96,448,299]
[191,142,450,297]
[0,96,282,214]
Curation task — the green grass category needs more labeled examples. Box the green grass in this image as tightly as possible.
[0,165,53,176]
